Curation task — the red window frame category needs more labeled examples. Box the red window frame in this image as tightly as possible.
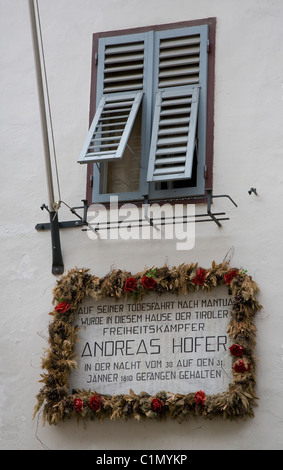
[85,18,216,205]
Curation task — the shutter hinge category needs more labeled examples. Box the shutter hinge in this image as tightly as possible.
[207,39,210,53]
[89,174,93,187]
[94,52,98,65]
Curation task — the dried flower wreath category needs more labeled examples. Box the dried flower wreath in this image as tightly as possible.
[34,261,261,425]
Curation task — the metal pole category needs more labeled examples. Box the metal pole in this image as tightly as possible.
[28,0,64,274]
[28,0,55,209]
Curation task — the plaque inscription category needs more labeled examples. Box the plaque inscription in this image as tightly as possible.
[70,286,233,395]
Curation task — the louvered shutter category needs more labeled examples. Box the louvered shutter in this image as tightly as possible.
[79,25,208,195]
[78,92,143,164]
[147,25,207,183]
[147,87,199,181]
[157,32,202,89]
[103,40,145,93]
[78,34,146,165]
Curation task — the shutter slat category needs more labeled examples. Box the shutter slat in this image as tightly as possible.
[105,43,144,54]
[154,156,186,165]
[160,107,191,116]
[91,127,125,136]
[157,136,188,145]
[94,144,119,149]
[156,146,188,155]
[98,120,128,126]
[160,97,192,107]
[159,66,200,78]
[159,36,201,49]
[78,91,143,164]
[159,116,191,126]
[102,109,131,115]
[90,135,122,143]
[147,87,199,182]
[99,114,130,121]
[159,57,199,68]
[86,151,116,157]
[153,165,189,176]
[159,46,200,59]
[104,54,144,65]
[104,63,144,73]
[104,73,144,83]
[104,100,135,108]
[158,126,189,135]
[103,83,143,93]
[159,76,199,87]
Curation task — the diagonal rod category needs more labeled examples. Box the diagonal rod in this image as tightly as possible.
[28,0,64,274]
[28,0,55,209]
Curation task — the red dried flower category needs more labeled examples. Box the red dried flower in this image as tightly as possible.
[54,301,71,313]
[151,398,163,413]
[74,398,83,413]
[233,359,250,373]
[124,277,137,293]
[229,344,244,357]
[89,394,103,411]
[192,268,206,286]
[194,390,206,405]
[224,270,238,285]
[141,275,156,290]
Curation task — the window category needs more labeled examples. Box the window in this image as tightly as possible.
[79,19,216,204]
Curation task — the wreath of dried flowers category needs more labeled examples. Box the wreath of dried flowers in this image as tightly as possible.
[34,261,262,425]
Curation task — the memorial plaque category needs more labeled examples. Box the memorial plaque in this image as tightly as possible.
[34,264,261,424]
[70,287,233,396]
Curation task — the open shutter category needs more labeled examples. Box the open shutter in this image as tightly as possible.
[147,87,199,182]
[78,91,143,164]
[147,25,207,185]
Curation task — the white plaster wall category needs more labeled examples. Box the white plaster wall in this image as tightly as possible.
[0,0,283,450]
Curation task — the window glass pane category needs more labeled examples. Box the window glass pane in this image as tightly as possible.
[103,106,142,193]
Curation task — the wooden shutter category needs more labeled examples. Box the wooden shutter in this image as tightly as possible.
[78,91,143,164]
[79,33,148,165]
[147,87,199,182]
[147,25,207,184]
